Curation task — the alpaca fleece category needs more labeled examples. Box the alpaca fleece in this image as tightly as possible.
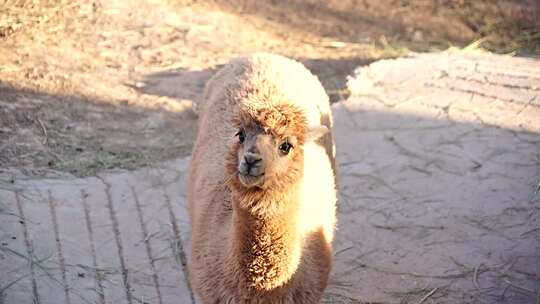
[188,53,337,304]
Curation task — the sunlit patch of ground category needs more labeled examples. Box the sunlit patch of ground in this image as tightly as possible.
[0,0,538,176]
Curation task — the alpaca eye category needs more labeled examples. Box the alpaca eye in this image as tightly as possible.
[235,129,245,143]
[279,142,293,155]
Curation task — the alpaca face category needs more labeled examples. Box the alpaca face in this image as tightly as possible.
[234,124,301,189]
[227,105,328,193]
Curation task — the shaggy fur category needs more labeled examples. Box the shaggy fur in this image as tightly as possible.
[188,53,337,304]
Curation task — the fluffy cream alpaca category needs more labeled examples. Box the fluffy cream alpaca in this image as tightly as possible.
[188,53,337,303]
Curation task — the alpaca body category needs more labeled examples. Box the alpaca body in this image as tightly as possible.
[188,54,337,304]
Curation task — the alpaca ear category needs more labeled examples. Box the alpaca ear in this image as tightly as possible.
[306,126,329,142]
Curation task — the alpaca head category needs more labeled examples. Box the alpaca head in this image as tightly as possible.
[227,104,328,193]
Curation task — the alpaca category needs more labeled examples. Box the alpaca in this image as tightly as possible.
[188,53,337,304]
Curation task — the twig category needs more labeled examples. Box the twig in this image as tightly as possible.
[321,41,347,48]
[473,264,482,289]
[503,279,539,297]
[0,246,98,303]
[0,273,31,293]
[521,227,540,237]
[358,261,477,279]
[417,287,438,304]
[334,246,353,256]
[36,118,48,145]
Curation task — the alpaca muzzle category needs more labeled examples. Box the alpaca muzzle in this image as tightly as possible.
[238,152,265,187]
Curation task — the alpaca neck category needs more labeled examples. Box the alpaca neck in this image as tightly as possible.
[230,191,301,291]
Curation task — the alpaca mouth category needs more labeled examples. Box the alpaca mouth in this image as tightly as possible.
[238,172,265,187]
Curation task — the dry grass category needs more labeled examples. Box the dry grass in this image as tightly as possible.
[1,0,538,177]
[448,0,540,54]
[0,0,99,40]
[203,0,540,55]
[322,292,374,304]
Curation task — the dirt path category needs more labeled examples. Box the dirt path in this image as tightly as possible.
[1,0,537,176]
[0,0,381,176]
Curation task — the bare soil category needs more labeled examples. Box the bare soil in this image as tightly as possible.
[0,0,539,176]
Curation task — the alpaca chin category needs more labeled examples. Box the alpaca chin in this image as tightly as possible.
[238,172,265,188]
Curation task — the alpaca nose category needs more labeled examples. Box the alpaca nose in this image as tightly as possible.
[244,154,262,168]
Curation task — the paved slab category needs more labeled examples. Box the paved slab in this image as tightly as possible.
[0,159,194,304]
[329,52,540,304]
[1,52,539,304]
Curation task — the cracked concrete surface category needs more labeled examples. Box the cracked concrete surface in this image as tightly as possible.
[1,53,540,303]
[331,52,540,304]
[1,158,194,304]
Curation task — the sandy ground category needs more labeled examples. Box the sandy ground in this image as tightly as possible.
[1,0,538,176]
[0,0,385,176]
[1,52,539,304]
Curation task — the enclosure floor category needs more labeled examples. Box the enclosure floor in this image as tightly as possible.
[1,53,539,304]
